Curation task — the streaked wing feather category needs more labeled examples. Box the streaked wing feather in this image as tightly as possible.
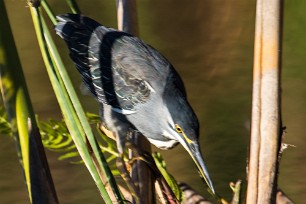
[55,14,152,111]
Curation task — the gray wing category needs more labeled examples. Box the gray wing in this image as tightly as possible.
[55,14,153,112]
[110,35,188,100]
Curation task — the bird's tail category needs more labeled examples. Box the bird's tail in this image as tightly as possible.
[55,14,109,99]
[55,13,106,41]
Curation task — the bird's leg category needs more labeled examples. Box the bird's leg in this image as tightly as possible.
[116,154,142,204]
[116,133,143,204]
[125,141,180,204]
[99,123,142,202]
[125,141,159,173]
[125,141,162,180]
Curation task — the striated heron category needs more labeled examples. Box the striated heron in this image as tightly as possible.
[55,13,215,196]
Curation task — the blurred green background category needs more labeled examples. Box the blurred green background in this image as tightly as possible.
[1,0,305,203]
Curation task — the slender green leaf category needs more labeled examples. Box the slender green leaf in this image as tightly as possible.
[39,9,124,201]
[58,151,80,161]
[0,106,12,135]
[153,152,183,202]
[65,0,81,14]
[0,2,58,202]
[29,7,114,204]
[41,0,57,25]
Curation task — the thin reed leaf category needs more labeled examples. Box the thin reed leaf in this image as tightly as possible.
[40,14,124,202]
[29,6,114,204]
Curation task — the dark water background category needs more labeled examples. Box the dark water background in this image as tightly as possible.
[1,0,306,203]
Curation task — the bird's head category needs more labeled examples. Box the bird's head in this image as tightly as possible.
[160,86,215,195]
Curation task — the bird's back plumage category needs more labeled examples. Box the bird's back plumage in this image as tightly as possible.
[55,14,186,112]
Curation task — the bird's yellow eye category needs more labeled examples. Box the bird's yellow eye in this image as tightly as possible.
[175,124,183,133]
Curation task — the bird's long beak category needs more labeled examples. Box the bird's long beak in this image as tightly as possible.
[184,141,215,194]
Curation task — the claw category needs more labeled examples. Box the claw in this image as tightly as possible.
[116,154,142,204]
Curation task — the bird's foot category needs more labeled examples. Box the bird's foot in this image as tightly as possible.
[98,123,117,141]
[124,141,180,204]
[116,154,143,204]
[125,141,160,174]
